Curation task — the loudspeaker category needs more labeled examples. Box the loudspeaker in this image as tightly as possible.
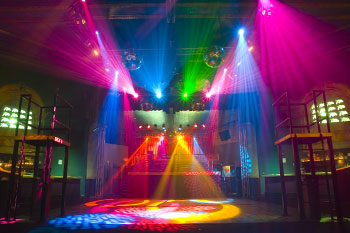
[219,130,231,141]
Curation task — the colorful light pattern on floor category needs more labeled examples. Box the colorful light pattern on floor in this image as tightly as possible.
[47,199,240,231]
[0,217,24,224]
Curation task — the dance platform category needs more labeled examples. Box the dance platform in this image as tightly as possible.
[1,198,346,233]
[0,198,349,233]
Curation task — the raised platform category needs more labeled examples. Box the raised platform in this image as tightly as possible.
[274,133,332,145]
[14,135,70,147]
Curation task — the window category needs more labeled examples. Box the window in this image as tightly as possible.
[311,99,350,124]
[0,106,32,129]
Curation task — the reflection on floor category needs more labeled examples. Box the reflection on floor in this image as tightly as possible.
[0,217,24,225]
[43,198,299,231]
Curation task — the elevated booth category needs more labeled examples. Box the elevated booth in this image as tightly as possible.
[272,90,343,222]
[4,94,72,222]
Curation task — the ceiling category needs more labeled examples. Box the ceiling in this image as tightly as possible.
[0,0,348,100]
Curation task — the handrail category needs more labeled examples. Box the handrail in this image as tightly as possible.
[272,92,287,106]
[18,120,38,129]
[276,118,290,128]
[22,96,41,107]
[39,127,69,131]
[55,94,73,109]
[41,105,71,109]
[273,90,329,137]
[54,120,70,130]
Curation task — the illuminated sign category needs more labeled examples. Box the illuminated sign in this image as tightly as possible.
[54,137,63,144]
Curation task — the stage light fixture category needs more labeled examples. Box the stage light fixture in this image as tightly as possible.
[194,123,198,128]
[133,93,139,98]
[224,68,228,72]
[105,68,110,72]
[138,125,143,129]
[183,92,188,98]
[178,124,182,131]
[160,136,164,141]
[238,28,245,37]
[162,124,166,130]
[202,124,206,128]
[206,92,212,98]
[249,46,254,51]
[93,49,99,56]
[81,0,86,2]
[156,90,162,99]
[95,30,99,35]
[147,124,151,129]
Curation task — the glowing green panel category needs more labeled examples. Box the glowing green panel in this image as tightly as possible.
[336,99,344,104]
[311,99,349,124]
[341,117,350,122]
[1,106,32,130]
[329,112,337,117]
[339,111,348,116]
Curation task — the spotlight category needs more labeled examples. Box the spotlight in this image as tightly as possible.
[147,124,151,129]
[178,124,182,131]
[194,123,198,128]
[248,46,254,52]
[156,90,162,99]
[160,136,164,141]
[238,28,245,37]
[183,92,188,98]
[93,49,99,56]
[202,124,206,128]
[81,0,86,2]
[105,68,110,72]
[138,125,143,129]
[123,87,126,92]
[162,124,166,130]
[115,70,119,76]
[224,68,228,72]
[146,137,149,140]
[133,93,139,98]
[95,30,99,35]
[206,92,212,98]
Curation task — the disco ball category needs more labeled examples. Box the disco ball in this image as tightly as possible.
[121,49,142,70]
[204,46,225,68]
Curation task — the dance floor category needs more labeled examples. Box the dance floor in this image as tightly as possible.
[2,198,348,233]
[38,198,301,231]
